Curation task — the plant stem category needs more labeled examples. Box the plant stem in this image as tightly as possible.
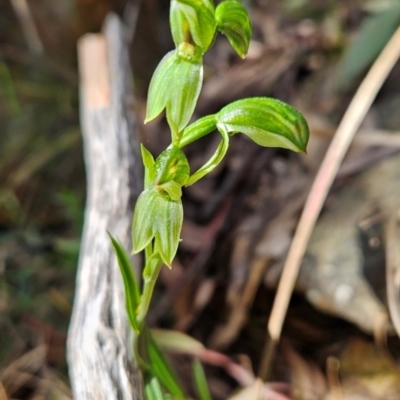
[132,246,163,365]
[137,263,163,328]
[137,245,164,329]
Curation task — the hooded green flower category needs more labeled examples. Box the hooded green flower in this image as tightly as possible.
[145,49,203,139]
[132,146,190,266]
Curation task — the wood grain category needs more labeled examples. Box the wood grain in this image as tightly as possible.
[67,14,144,400]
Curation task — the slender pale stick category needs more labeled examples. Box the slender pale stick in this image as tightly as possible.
[10,0,44,54]
[385,213,400,338]
[259,25,400,379]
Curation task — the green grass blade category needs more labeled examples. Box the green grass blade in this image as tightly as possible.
[193,359,212,400]
[0,59,21,117]
[338,4,400,89]
[144,375,167,400]
[108,233,140,332]
[148,330,186,398]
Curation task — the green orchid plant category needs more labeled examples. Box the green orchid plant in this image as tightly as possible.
[110,0,309,398]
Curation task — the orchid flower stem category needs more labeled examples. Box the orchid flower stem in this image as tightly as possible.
[137,245,164,330]
[137,263,163,328]
[111,1,310,396]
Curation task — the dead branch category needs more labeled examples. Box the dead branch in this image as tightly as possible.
[67,14,143,400]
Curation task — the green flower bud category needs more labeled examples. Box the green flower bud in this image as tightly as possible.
[170,0,216,51]
[154,147,190,186]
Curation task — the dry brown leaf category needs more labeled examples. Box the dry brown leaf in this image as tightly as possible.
[284,344,327,400]
[337,338,400,400]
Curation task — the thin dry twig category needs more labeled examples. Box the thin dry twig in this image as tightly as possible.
[385,211,400,338]
[326,357,343,400]
[198,349,255,387]
[10,0,44,54]
[259,25,400,379]
[0,382,8,400]
[0,345,47,396]
[353,130,400,147]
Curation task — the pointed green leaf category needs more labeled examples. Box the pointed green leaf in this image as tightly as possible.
[179,114,217,148]
[154,198,183,266]
[166,54,203,136]
[170,0,216,51]
[215,0,252,58]
[193,360,212,400]
[146,51,177,123]
[132,190,158,253]
[141,144,155,173]
[108,234,140,333]
[141,144,155,189]
[185,126,229,186]
[216,97,309,152]
[154,147,190,186]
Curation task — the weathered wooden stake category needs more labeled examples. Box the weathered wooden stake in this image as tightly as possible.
[67,14,143,400]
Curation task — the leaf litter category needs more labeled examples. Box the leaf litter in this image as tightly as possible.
[2,0,400,399]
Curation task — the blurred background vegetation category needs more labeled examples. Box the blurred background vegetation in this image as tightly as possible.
[1,0,400,399]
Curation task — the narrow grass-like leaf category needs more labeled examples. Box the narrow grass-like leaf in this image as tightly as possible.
[193,360,212,400]
[170,0,216,51]
[108,234,140,333]
[148,331,186,398]
[0,61,21,116]
[216,97,309,152]
[338,4,400,89]
[185,126,229,186]
[215,0,252,58]
[144,375,167,400]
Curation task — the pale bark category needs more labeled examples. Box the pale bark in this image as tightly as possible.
[67,14,143,400]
